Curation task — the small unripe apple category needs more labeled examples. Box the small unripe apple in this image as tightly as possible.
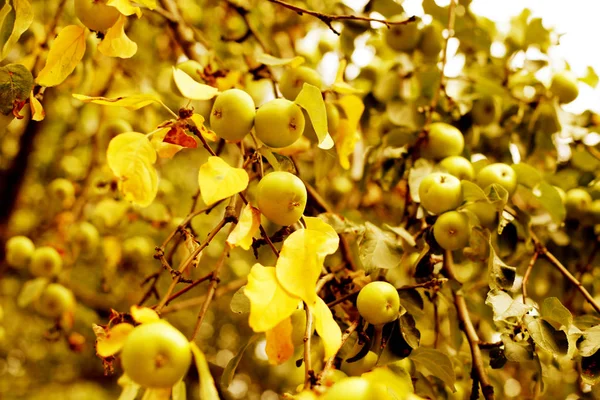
[74,0,120,32]
[476,163,517,197]
[421,123,464,160]
[256,171,307,226]
[418,23,443,58]
[322,377,391,400]
[279,67,323,100]
[550,71,579,104]
[356,281,400,326]
[471,95,499,126]
[255,99,305,148]
[5,236,35,269]
[565,188,592,218]
[210,89,256,142]
[433,211,470,251]
[121,321,192,388]
[384,17,421,52]
[122,236,154,261]
[341,351,378,376]
[29,246,63,278]
[419,172,463,215]
[49,178,75,208]
[72,222,100,253]
[35,283,76,319]
[440,156,475,181]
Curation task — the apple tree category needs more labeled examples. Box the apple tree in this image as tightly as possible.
[1,0,600,399]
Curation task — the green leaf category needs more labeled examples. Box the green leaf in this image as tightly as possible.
[294,83,329,148]
[358,222,403,273]
[487,243,516,291]
[230,286,250,314]
[383,224,416,248]
[365,0,404,17]
[1,0,33,61]
[399,313,420,349]
[485,289,531,323]
[461,180,488,202]
[540,297,573,329]
[524,18,551,51]
[512,163,542,189]
[501,334,533,362]
[0,63,33,115]
[409,347,456,392]
[525,316,569,356]
[579,325,600,357]
[221,334,260,390]
[533,182,566,223]
[17,277,49,307]
[171,380,186,400]
[580,66,599,88]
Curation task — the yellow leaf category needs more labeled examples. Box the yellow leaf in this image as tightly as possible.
[309,297,341,359]
[171,380,186,400]
[190,113,217,141]
[1,0,33,61]
[190,342,220,400]
[117,374,141,400]
[227,203,261,250]
[98,15,137,58]
[150,127,183,159]
[275,219,339,305]
[96,323,134,357]
[265,317,294,365]
[29,92,45,121]
[197,156,249,206]
[173,67,219,100]
[256,53,304,67]
[215,70,242,91]
[107,132,156,168]
[335,95,364,170]
[245,263,299,332]
[331,81,364,95]
[141,388,171,400]
[290,391,318,400]
[362,366,415,399]
[72,93,162,110]
[294,83,330,148]
[137,0,157,9]
[36,25,87,87]
[130,305,159,324]
[107,0,141,17]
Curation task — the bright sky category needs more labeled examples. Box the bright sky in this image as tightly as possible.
[343,0,600,113]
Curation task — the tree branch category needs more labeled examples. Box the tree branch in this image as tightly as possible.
[158,0,203,61]
[267,0,417,35]
[521,251,539,304]
[443,250,494,400]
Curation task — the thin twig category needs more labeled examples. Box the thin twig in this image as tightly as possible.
[162,271,214,307]
[530,229,600,314]
[443,250,494,400]
[521,251,539,304]
[161,278,247,314]
[267,0,417,35]
[303,306,314,389]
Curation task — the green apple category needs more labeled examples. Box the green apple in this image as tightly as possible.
[5,235,35,269]
[476,163,517,196]
[121,320,192,388]
[384,17,421,52]
[72,222,100,253]
[255,99,305,148]
[122,236,154,261]
[49,178,75,208]
[322,377,391,400]
[74,0,120,32]
[433,211,470,251]
[341,351,378,376]
[421,122,464,160]
[210,89,256,141]
[471,95,499,126]
[419,172,463,215]
[279,66,323,100]
[356,281,400,326]
[565,188,592,218]
[440,156,475,181]
[256,171,307,226]
[29,246,63,278]
[418,23,443,58]
[550,71,579,104]
[35,283,76,319]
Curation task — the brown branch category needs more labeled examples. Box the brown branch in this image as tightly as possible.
[530,229,600,314]
[267,0,417,35]
[161,278,247,314]
[443,250,494,400]
[162,271,214,307]
[521,251,539,304]
[303,305,315,389]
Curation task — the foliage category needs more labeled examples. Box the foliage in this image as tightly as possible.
[1,0,600,399]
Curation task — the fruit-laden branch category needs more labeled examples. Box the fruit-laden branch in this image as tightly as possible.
[267,0,417,35]
[530,229,600,313]
[443,250,495,400]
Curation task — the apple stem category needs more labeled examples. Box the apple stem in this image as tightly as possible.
[443,250,495,400]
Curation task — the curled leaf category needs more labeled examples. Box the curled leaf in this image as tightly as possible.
[72,93,163,110]
[130,305,159,324]
[96,323,134,357]
[98,15,137,58]
[173,67,219,100]
[227,204,261,250]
